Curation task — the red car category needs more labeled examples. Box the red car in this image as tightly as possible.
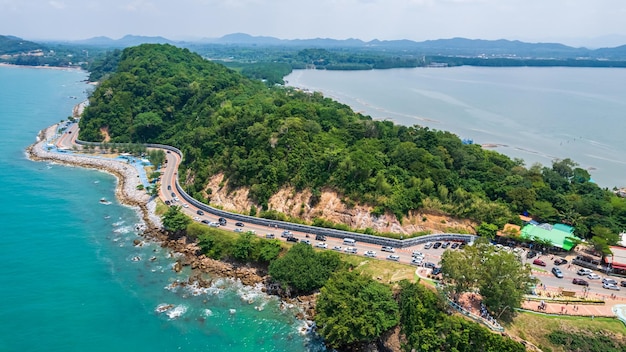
[533,259,547,266]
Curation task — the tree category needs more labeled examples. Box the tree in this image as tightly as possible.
[268,243,341,294]
[475,222,499,239]
[315,270,399,349]
[440,239,535,322]
[232,232,255,261]
[162,205,191,237]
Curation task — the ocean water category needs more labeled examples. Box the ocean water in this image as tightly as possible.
[285,67,626,188]
[0,66,320,352]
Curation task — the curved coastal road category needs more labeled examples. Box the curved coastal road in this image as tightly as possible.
[56,122,626,299]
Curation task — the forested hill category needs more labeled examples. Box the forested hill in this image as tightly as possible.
[79,44,626,243]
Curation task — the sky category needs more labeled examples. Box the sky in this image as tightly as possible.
[1,0,626,47]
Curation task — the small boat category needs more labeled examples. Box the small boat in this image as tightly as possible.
[99,198,112,205]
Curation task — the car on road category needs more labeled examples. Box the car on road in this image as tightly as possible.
[602,278,618,286]
[551,267,564,278]
[572,278,589,286]
[432,267,442,275]
[587,273,601,280]
[577,268,593,276]
[301,239,311,245]
[182,204,189,208]
[218,217,227,225]
[315,242,328,249]
[554,258,568,265]
[424,242,433,249]
[364,250,377,258]
[281,230,292,238]
[234,228,243,233]
[196,210,204,215]
[412,251,424,258]
[332,246,342,251]
[165,200,171,205]
[235,222,245,227]
[410,257,423,265]
[423,262,436,269]
[171,192,176,197]
[265,233,275,239]
[344,247,357,254]
[286,236,299,243]
[621,281,626,287]
[381,246,395,253]
[433,242,442,249]
[387,254,400,261]
[167,185,171,190]
[533,259,547,266]
[315,234,326,241]
[201,219,210,225]
[208,222,220,227]
[603,283,620,291]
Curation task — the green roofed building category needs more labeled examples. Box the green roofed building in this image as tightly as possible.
[520,223,581,251]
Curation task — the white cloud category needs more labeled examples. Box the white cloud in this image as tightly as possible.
[48,0,66,9]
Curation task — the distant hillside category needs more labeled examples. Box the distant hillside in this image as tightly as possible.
[69,34,174,47]
[0,35,45,55]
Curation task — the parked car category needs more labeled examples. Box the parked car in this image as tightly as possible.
[603,282,620,291]
[286,236,298,243]
[621,281,626,287]
[526,251,538,259]
[332,246,342,251]
[451,242,460,249]
[533,259,547,266]
[315,234,326,241]
[364,250,377,258]
[235,222,245,227]
[458,242,466,250]
[432,267,442,275]
[442,242,451,249]
[424,242,433,249]
[315,242,328,249]
[381,246,395,253]
[577,268,593,276]
[423,262,436,269]
[572,278,589,286]
[386,255,400,262]
[587,273,601,280]
[265,233,275,239]
[433,242,442,249]
[551,267,564,278]
[554,258,568,265]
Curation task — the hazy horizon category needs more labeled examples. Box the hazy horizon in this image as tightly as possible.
[1,1,626,48]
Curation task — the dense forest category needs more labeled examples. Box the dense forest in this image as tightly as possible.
[79,44,626,244]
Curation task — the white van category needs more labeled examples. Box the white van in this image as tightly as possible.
[343,238,356,245]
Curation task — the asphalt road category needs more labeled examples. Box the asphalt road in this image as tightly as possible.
[58,125,626,299]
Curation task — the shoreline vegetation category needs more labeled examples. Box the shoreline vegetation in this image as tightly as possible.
[26,108,318,330]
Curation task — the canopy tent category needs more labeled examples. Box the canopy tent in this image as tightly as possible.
[520,223,581,251]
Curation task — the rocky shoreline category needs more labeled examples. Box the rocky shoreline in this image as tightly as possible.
[26,122,318,328]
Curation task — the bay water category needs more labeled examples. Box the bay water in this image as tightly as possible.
[286,67,626,188]
[0,66,320,351]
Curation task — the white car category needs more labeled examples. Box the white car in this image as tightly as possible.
[182,204,189,208]
[344,247,357,254]
[603,282,620,291]
[424,242,433,249]
[410,257,423,265]
[386,254,400,261]
[193,216,200,222]
[381,246,395,253]
[332,246,342,251]
[588,273,601,280]
[316,242,328,249]
[234,228,243,233]
[412,251,424,258]
[364,250,377,258]
[301,239,311,245]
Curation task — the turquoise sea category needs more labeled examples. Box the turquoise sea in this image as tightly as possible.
[0,66,321,352]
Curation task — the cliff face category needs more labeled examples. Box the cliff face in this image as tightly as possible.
[203,173,476,235]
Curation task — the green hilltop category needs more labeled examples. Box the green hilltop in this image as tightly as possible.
[79,44,626,245]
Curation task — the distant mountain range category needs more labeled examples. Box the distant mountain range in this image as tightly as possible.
[3,33,626,60]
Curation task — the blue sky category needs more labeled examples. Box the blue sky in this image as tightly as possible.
[1,0,625,47]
